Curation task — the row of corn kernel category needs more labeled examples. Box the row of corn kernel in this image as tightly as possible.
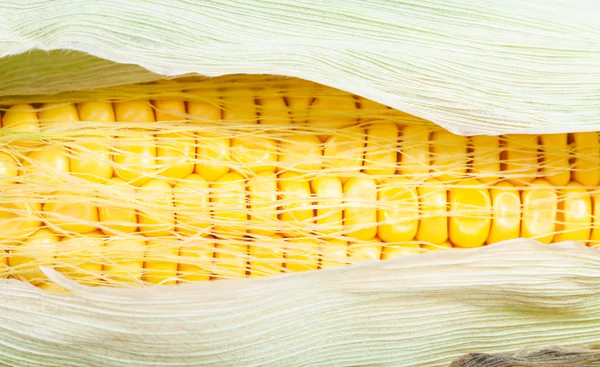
[3,230,428,286]
[3,122,599,193]
[3,165,600,249]
[3,96,598,186]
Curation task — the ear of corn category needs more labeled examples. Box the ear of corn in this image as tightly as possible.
[1,77,600,289]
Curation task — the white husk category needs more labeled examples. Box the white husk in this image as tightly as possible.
[1,0,599,135]
[0,239,599,366]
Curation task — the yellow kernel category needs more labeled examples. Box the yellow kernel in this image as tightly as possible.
[98,177,139,235]
[320,238,348,269]
[470,135,500,184]
[555,182,591,243]
[399,125,430,178]
[9,229,59,285]
[248,171,278,236]
[249,234,284,277]
[431,130,468,182]
[311,176,343,237]
[521,179,557,244]
[448,179,492,248]
[2,104,40,148]
[540,133,570,186]
[138,179,175,237]
[487,181,521,244]
[211,172,247,238]
[56,231,105,285]
[416,178,448,245]
[363,121,398,177]
[285,238,319,273]
[178,237,215,282]
[343,176,377,241]
[195,132,231,182]
[323,126,365,183]
[504,134,538,184]
[278,172,314,237]
[377,177,419,243]
[572,132,600,187]
[348,238,382,264]
[213,242,248,279]
[173,174,211,237]
[103,236,146,283]
[43,192,99,234]
[278,134,322,173]
[144,238,179,285]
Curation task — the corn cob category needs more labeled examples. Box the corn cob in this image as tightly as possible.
[1,82,600,290]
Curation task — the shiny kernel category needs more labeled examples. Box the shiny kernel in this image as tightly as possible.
[103,237,146,283]
[222,89,257,123]
[348,238,382,263]
[213,242,248,279]
[311,176,343,237]
[320,239,348,269]
[323,126,365,183]
[572,132,600,187]
[2,104,40,148]
[39,102,79,129]
[178,237,215,282]
[144,238,179,285]
[504,134,538,184]
[381,243,421,260]
[231,134,278,174]
[278,134,322,173]
[114,100,155,123]
[156,131,196,180]
[43,192,99,234]
[258,93,291,125]
[399,125,430,178]
[363,121,398,177]
[173,174,211,237]
[112,130,156,186]
[487,181,521,244]
[249,234,285,277]
[431,130,468,182]
[377,177,419,243]
[555,182,591,243]
[416,178,448,244]
[77,101,116,123]
[23,145,70,186]
[211,172,248,238]
[56,231,105,284]
[9,229,59,285]
[540,134,570,186]
[98,177,139,235]
[470,135,500,184]
[285,238,319,273]
[448,179,491,248]
[307,93,357,141]
[278,172,314,237]
[137,179,175,237]
[248,172,278,236]
[195,133,231,182]
[0,152,19,184]
[521,178,557,244]
[343,176,377,241]
[187,91,222,122]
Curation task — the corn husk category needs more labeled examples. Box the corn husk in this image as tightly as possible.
[1,0,599,135]
[2,1,600,366]
[1,240,600,367]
